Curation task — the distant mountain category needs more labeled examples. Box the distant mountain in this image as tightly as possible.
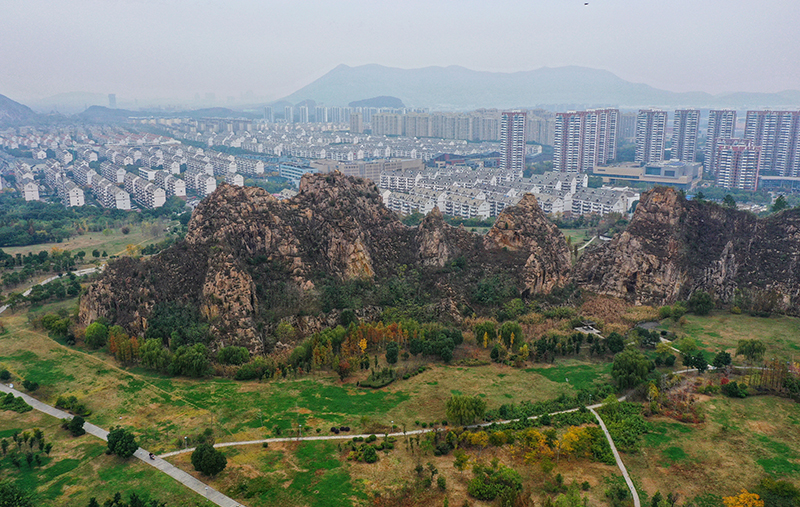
[349,96,405,108]
[28,91,109,114]
[280,64,800,110]
[0,94,38,124]
[77,105,137,122]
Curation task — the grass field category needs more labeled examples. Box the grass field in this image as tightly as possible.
[167,440,369,507]
[0,226,174,259]
[558,227,593,247]
[164,427,621,507]
[0,409,216,507]
[627,394,800,503]
[0,301,610,455]
[662,312,800,362]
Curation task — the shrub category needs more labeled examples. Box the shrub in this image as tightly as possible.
[721,381,748,398]
[0,370,10,381]
[362,444,378,463]
[191,443,227,476]
[217,346,250,365]
[467,463,523,502]
[21,380,39,392]
[687,291,714,316]
[106,427,137,458]
[65,416,86,436]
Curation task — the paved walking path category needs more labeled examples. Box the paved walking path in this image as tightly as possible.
[589,407,641,507]
[0,383,245,507]
[0,266,103,314]
[578,236,597,251]
[161,398,628,458]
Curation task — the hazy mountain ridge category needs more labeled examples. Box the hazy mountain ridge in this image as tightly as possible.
[280,64,800,109]
[0,94,39,124]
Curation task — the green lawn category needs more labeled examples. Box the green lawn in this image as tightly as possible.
[213,441,367,507]
[1,225,176,259]
[663,312,800,362]
[0,408,215,507]
[0,301,616,453]
[627,395,800,503]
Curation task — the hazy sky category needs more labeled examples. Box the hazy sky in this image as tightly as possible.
[2,0,799,104]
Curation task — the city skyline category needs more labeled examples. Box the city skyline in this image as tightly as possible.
[1,0,799,105]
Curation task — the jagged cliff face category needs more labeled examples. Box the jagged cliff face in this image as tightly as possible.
[485,194,572,295]
[81,173,572,352]
[574,186,800,313]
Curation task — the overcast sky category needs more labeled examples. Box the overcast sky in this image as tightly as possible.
[2,0,799,104]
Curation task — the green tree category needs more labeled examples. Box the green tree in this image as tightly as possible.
[191,443,227,476]
[736,339,767,363]
[771,195,789,213]
[385,341,399,365]
[723,194,737,208]
[687,291,714,315]
[499,321,523,350]
[169,344,210,377]
[84,322,108,349]
[139,339,173,372]
[606,332,625,354]
[445,394,487,425]
[712,351,732,368]
[0,480,34,507]
[67,416,86,436]
[216,346,250,365]
[454,449,470,473]
[611,348,655,389]
[106,427,138,458]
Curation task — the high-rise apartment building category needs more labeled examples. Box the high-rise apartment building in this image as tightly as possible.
[671,109,700,162]
[372,113,403,136]
[284,106,294,124]
[553,108,618,172]
[620,113,637,142]
[526,111,556,146]
[705,110,736,174]
[349,112,363,134]
[500,111,527,172]
[713,138,761,191]
[744,110,800,177]
[264,106,273,123]
[635,109,667,164]
[315,106,327,123]
[298,106,309,123]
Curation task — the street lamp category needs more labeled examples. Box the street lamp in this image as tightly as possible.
[298,424,302,440]
[184,436,187,449]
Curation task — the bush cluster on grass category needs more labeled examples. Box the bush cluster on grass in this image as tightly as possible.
[55,395,91,416]
[360,368,397,388]
[1,392,31,413]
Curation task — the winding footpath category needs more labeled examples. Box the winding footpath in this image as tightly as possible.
[3,376,639,506]
[9,357,726,507]
[0,383,244,507]
[0,266,103,315]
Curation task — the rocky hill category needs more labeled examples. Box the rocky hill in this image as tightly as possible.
[574,187,800,313]
[80,173,571,352]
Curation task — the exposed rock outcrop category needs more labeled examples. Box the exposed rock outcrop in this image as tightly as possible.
[81,173,572,352]
[574,186,800,313]
[485,194,572,294]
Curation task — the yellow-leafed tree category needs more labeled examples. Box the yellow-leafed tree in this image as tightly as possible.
[723,490,764,507]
